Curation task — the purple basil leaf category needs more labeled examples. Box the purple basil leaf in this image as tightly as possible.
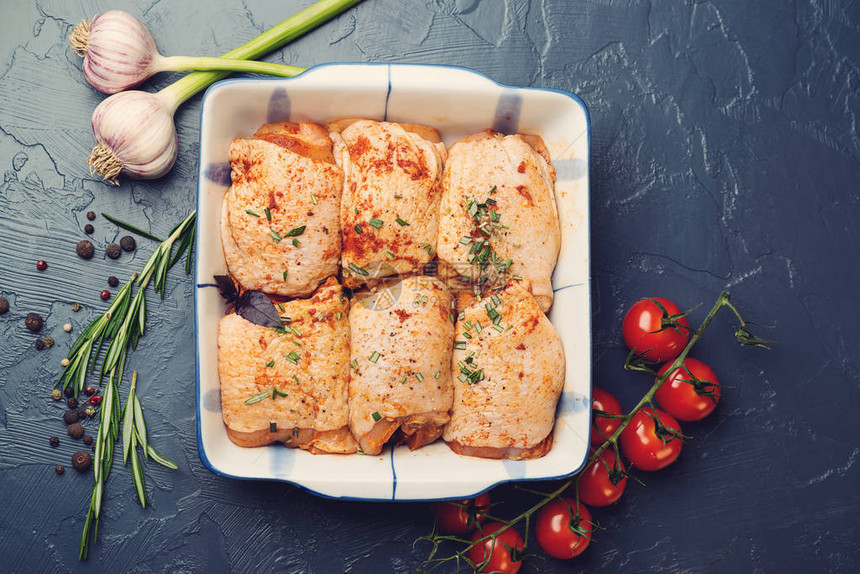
[236,290,282,328]
[213,274,238,303]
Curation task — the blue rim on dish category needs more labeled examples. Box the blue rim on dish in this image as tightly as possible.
[194,62,592,502]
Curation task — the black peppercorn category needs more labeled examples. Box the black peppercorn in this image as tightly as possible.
[25,312,43,332]
[76,240,95,260]
[83,434,93,445]
[67,422,84,439]
[84,223,94,234]
[49,436,60,448]
[107,276,119,287]
[0,296,8,315]
[119,235,136,252]
[34,338,46,351]
[105,243,121,259]
[64,385,75,398]
[55,464,65,475]
[67,397,79,409]
[62,409,79,424]
[72,450,92,472]
[86,211,96,221]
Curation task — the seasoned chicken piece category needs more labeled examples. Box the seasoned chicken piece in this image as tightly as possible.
[443,280,565,460]
[348,276,455,455]
[330,119,447,288]
[222,121,342,297]
[437,130,560,312]
[218,278,356,454]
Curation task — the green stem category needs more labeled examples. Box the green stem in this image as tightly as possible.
[158,0,363,110]
[159,56,306,78]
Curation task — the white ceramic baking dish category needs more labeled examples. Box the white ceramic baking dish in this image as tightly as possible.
[195,63,591,501]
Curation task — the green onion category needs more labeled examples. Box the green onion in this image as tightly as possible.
[493,324,504,332]
[459,236,473,245]
[462,332,472,339]
[283,270,289,281]
[395,217,409,226]
[434,370,441,379]
[270,230,282,243]
[284,351,300,364]
[246,209,261,218]
[266,360,275,367]
[369,351,380,363]
[513,275,523,281]
[372,412,382,422]
[335,312,342,320]
[292,375,299,384]
[311,194,318,205]
[475,321,482,333]
[489,185,497,194]
[264,207,272,221]
[354,224,363,233]
[292,238,300,247]
[285,225,306,237]
[415,372,424,382]
[491,294,501,307]
[369,218,383,228]
[351,359,359,370]
[385,250,395,260]
[454,341,467,350]
[244,391,269,405]
[348,262,369,276]
[401,375,407,384]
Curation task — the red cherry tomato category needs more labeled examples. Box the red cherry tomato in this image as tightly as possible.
[591,387,622,445]
[578,448,627,507]
[655,358,721,421]
[431,492,491,535]
[535,498,593,559]
[468,522,524,573]
[620,407,683,471]
[622,297,691,362]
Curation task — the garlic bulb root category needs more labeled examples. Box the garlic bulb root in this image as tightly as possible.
[69,18,92,57]
[88,144,123,186]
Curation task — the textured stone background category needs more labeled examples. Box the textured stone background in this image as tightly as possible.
[1,0,858,572]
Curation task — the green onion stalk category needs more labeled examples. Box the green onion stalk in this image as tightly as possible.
[83,0,364,184]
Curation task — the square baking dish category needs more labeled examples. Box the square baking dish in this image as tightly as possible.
[195,63,591,500]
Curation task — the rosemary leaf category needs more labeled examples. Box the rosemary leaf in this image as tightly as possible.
[101,213,163,242]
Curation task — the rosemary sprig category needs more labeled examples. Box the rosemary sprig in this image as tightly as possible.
[417,291,769,571]
[67,211,195,560]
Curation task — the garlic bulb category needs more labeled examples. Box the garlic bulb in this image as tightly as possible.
[70,10,304,95]
[89,91,178,184]
[71,10,163,95]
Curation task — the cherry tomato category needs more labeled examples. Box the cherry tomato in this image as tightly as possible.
[655,358,721,421]
[622,297,691,362]
[620,407,683,471]
[535,498,593,559]
[591,387,622,445]
[468,522,524,573]
[578,448,627,507]
[431,492,491,535]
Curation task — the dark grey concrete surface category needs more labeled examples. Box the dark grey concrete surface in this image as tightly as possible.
[1,0,858,572]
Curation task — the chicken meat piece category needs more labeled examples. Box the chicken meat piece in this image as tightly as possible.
[330,119,447,288]
[443,280,565,460]
[222,121,342,297]
[437,130,560,312]
[348,275,455,455]
[218,277,356,454]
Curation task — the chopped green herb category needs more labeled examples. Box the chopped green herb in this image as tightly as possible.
[290,326,302,337]
[454,341,467,350]
[463,332,472,339]
[335,312,342,320]
[348,262,369,276]
[459,236,473,245]
[270,230,282,242]
[273,388,288,398]
[244,391,269,405]
[277,303,285,312]
[475,321,482,333]
[395,217,409,226]
[513,275,523,281]
[354,207,359,215]
[311,194,318,205]
[284,351,300,365]
[401,375,407,384]
[283,269,289,281]
[264,207,272,221]
[493,324,504,332]
[385,250,395,260]
[292,340,302,346]
[369,351,380,363]
[458,373,468,382]
[292,238,300,247]
[285,226,306,237]
[369,218,383,229]
[246,209,261,218]
[394,194,403,199]
[354,224,363,234]
[489,185,497,194]
[415,372,424,382]
[491,294,501,307]
[270,422,278,433]
[351,359,359,370]
[266,360,275,368]
[292,374,299,384]
[434,370,441,379]
[372,412,382,422]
